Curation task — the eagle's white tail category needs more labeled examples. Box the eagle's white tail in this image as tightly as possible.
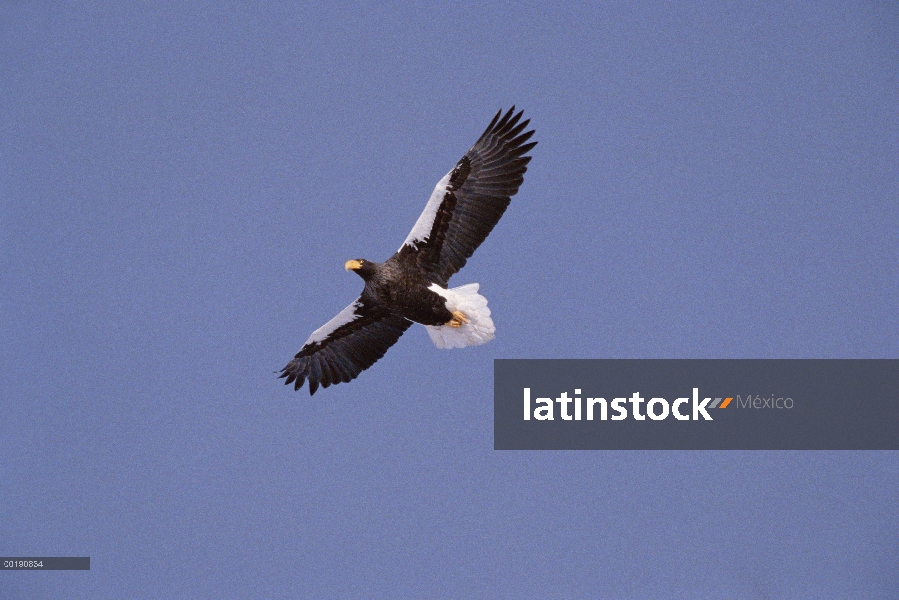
[424,283,495,349]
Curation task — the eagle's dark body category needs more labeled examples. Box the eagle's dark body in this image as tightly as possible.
[353,258,454,327]
[280,108,536,394]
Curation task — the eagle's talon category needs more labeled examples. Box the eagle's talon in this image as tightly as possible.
[447,311,469,328]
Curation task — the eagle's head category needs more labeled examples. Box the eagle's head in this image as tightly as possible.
[345,259,378,281]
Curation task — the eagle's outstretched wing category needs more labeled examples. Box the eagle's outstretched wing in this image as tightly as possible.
[279,298,412,395]
[395,107,537,286]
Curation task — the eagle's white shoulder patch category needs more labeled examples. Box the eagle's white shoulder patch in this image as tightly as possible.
[304,299,363,346]
[399,170,453,251]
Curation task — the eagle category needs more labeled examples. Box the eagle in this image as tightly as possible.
[280,107,536,394]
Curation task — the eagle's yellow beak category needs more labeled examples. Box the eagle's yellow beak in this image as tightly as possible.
[345,260,363,271]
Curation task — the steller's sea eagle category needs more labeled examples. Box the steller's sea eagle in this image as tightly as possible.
[280,107,536,394]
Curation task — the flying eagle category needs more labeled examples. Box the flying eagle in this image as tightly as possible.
[280,107,536,394]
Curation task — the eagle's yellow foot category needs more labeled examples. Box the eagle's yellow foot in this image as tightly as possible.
[446,311,469,328]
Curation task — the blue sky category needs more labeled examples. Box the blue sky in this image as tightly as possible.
[2,2,897,597]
